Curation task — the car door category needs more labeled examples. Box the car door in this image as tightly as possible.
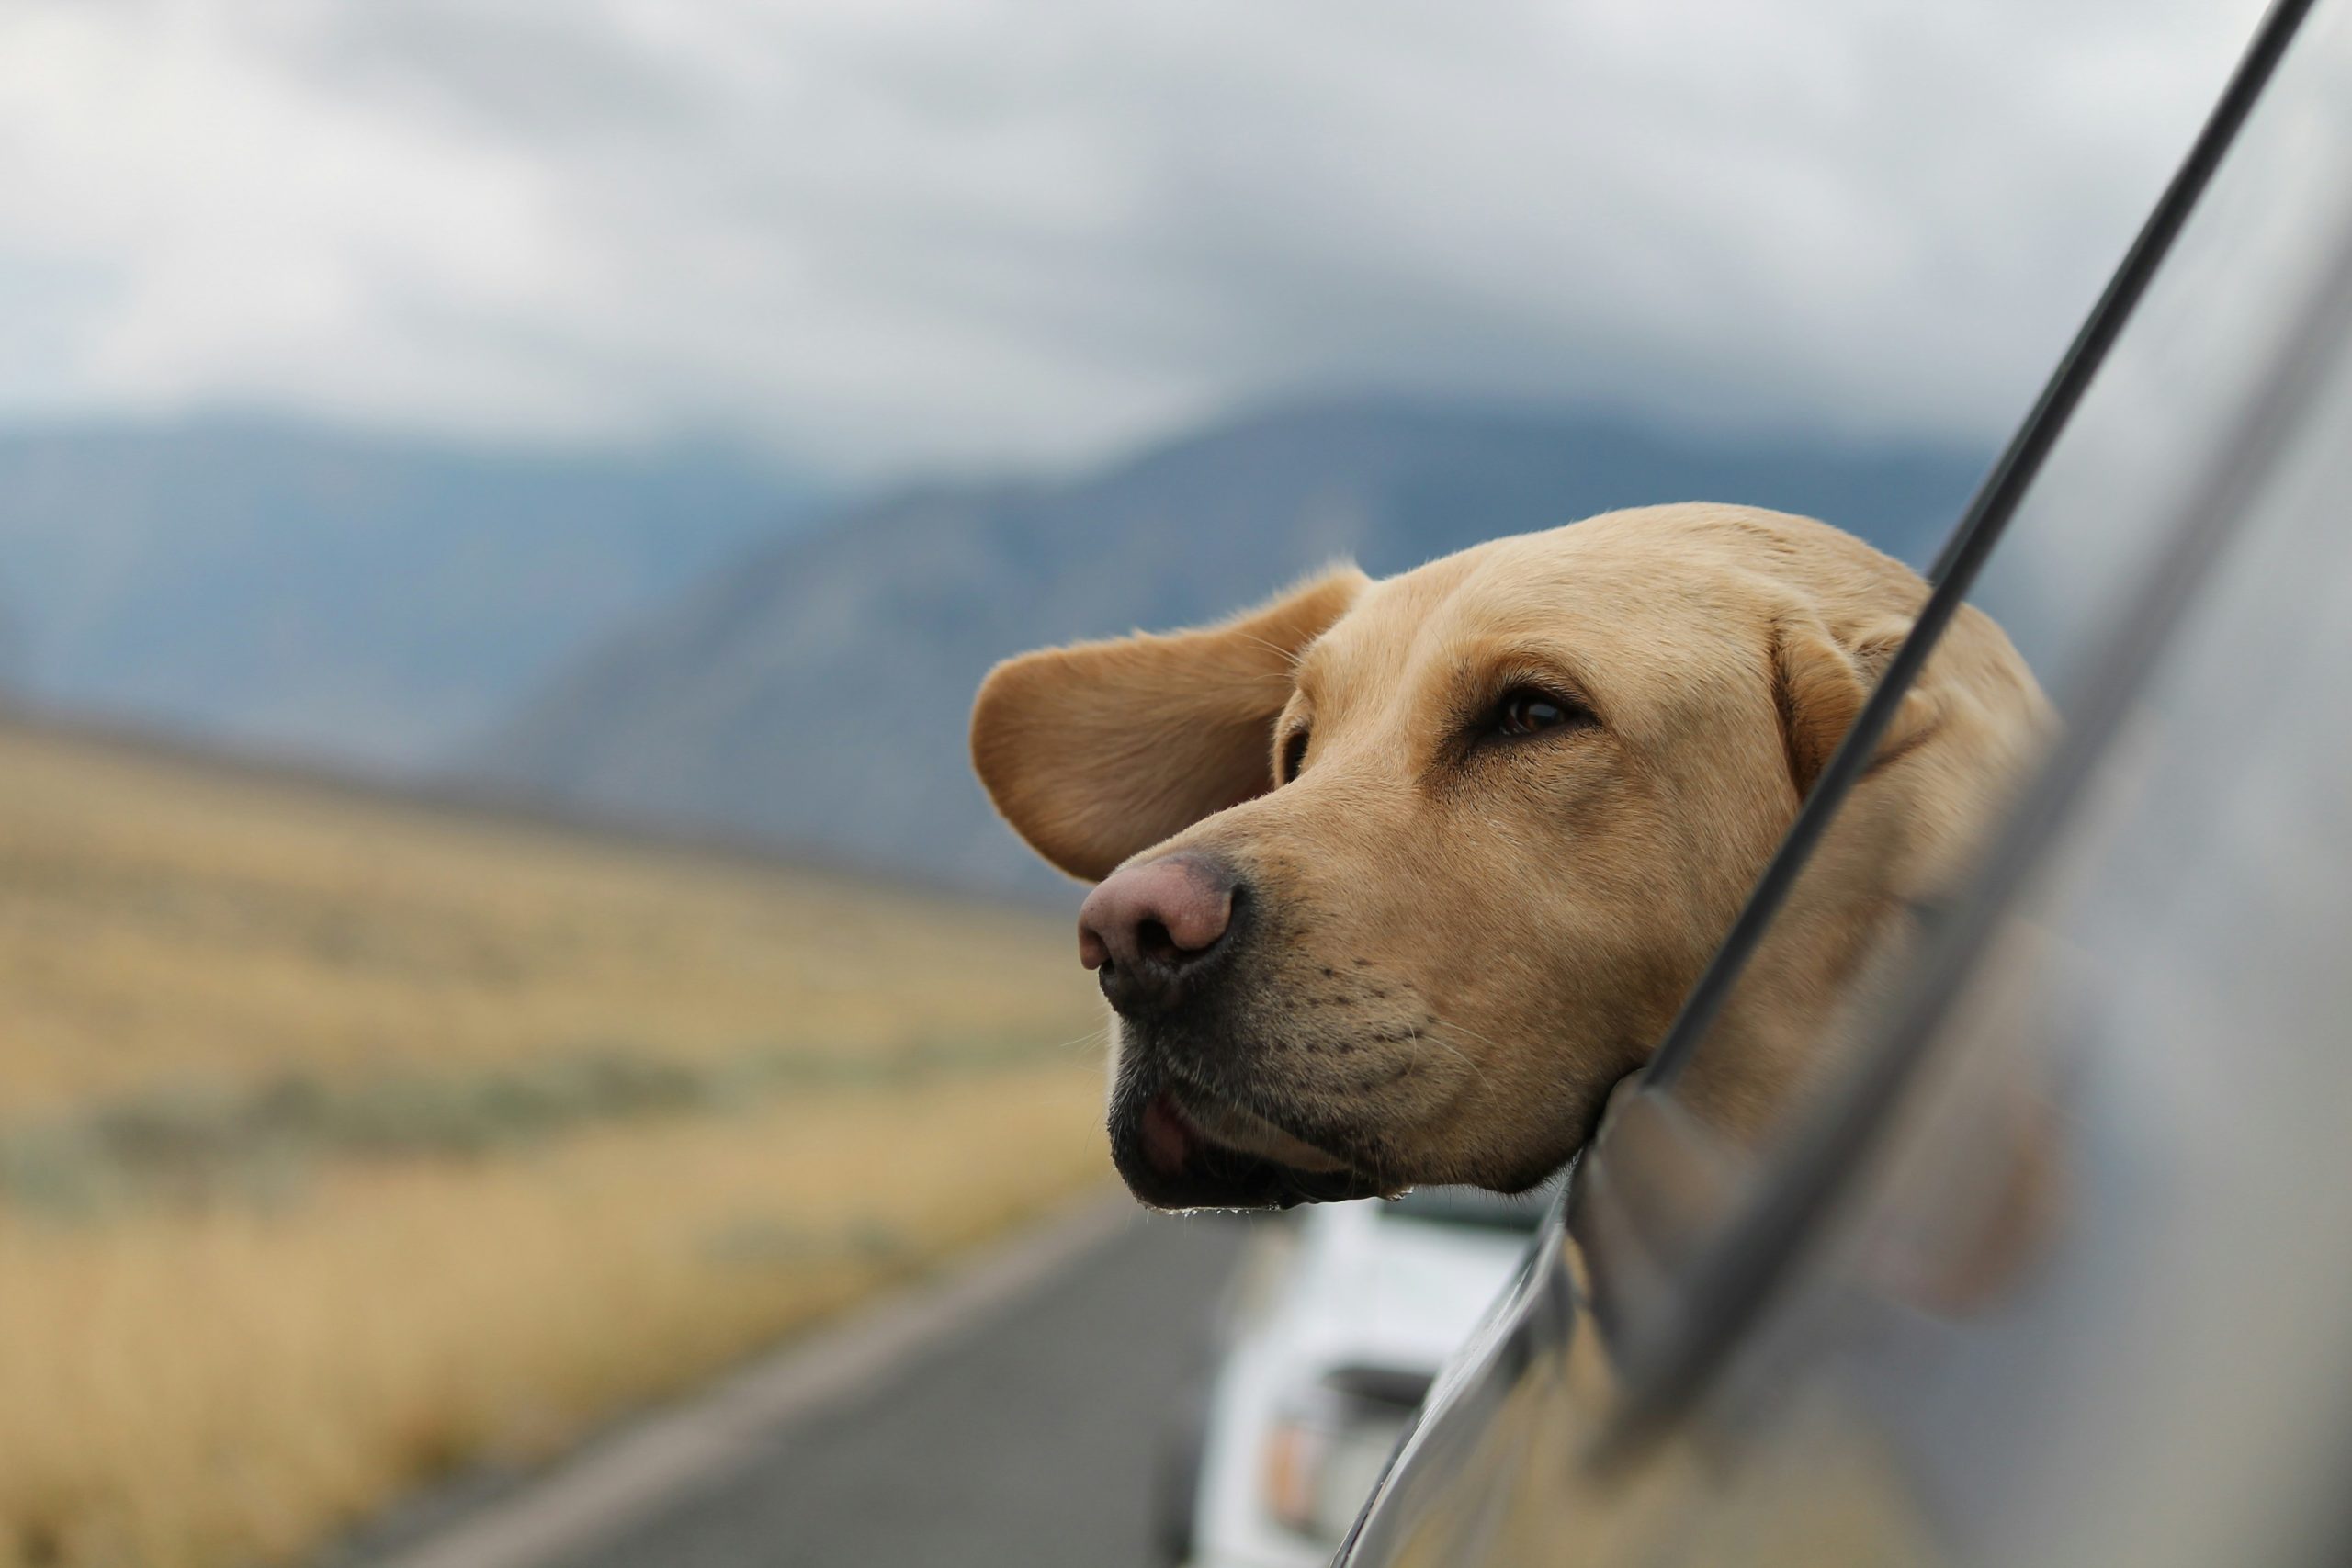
[1338,1,2352,1562]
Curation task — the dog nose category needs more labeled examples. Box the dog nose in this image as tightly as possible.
[1078,853,1238,1014]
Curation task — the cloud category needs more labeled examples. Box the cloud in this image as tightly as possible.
[0,0,2268,474]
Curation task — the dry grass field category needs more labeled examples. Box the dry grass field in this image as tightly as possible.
[0,718,1109,1568]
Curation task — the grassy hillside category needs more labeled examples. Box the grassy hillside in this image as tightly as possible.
[0,718,1105,1568]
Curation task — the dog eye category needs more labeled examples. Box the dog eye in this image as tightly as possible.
[1279,728,1310,783]
[1492,688,1588,739]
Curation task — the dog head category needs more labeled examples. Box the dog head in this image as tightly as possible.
[972,504,2045,1209]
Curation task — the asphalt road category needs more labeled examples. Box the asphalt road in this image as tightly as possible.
[535,1207,1254,1568]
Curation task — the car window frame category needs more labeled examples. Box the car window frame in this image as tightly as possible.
[1595,0,2333,1456]
[1634,0,2314,1100]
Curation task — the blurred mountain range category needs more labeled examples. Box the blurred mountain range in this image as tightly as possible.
[0,420,819,766]
[461,400,1990,896]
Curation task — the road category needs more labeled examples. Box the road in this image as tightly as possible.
[358,1201,1257,1568]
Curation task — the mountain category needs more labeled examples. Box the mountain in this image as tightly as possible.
[0,593,24,693]
[462,400,1990,896]
[0,419,820,769]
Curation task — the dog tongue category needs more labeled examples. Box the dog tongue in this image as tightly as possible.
[1140,1092,1195,1177]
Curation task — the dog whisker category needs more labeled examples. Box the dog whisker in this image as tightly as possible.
[1227,629,1313,671]
[1418,1018,1498,1075]
[1046,1021,1115,1055]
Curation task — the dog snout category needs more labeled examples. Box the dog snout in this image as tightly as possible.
[1077,852,1240,1014]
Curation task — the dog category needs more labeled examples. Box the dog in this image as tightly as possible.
[970,504,2052,1210]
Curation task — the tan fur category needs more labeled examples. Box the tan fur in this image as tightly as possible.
[970,504,2051,1192]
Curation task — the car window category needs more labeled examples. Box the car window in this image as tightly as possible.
[1594,174,2352,1568]
[1340,7,2352,1562]
[1600,0,2352,1443]
[1628,0,2343,1156]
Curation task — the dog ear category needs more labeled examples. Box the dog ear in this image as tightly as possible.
[1770,612,1924,802]
[971,567,1369,881]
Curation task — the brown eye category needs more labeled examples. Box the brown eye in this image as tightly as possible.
[1280,728,1310,782]
[1493,688,1584,739]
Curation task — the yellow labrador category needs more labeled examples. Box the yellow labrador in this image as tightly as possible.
[971,504,2050,1209]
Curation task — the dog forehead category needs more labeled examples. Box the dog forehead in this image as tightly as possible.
[1292,552,1475,705]
[1304,523,1736,690]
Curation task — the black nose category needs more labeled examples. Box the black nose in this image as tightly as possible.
[1077,853,1242,1016]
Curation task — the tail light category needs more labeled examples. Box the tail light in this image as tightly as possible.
[1261,1364,1431,1542]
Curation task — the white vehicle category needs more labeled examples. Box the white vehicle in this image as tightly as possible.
[1159,1190,1544,1568]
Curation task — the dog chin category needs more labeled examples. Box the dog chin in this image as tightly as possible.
[1107,1074,1393,1211]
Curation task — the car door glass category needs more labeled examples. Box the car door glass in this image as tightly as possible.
[1339,7,2352,1562]
[1629,0,2352,1166]
[1597,186,2352,1568]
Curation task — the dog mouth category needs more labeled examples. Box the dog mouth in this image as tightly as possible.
[1113,1081,1394,1211]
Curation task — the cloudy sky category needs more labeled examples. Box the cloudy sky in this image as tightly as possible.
[0,0,2266,477]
